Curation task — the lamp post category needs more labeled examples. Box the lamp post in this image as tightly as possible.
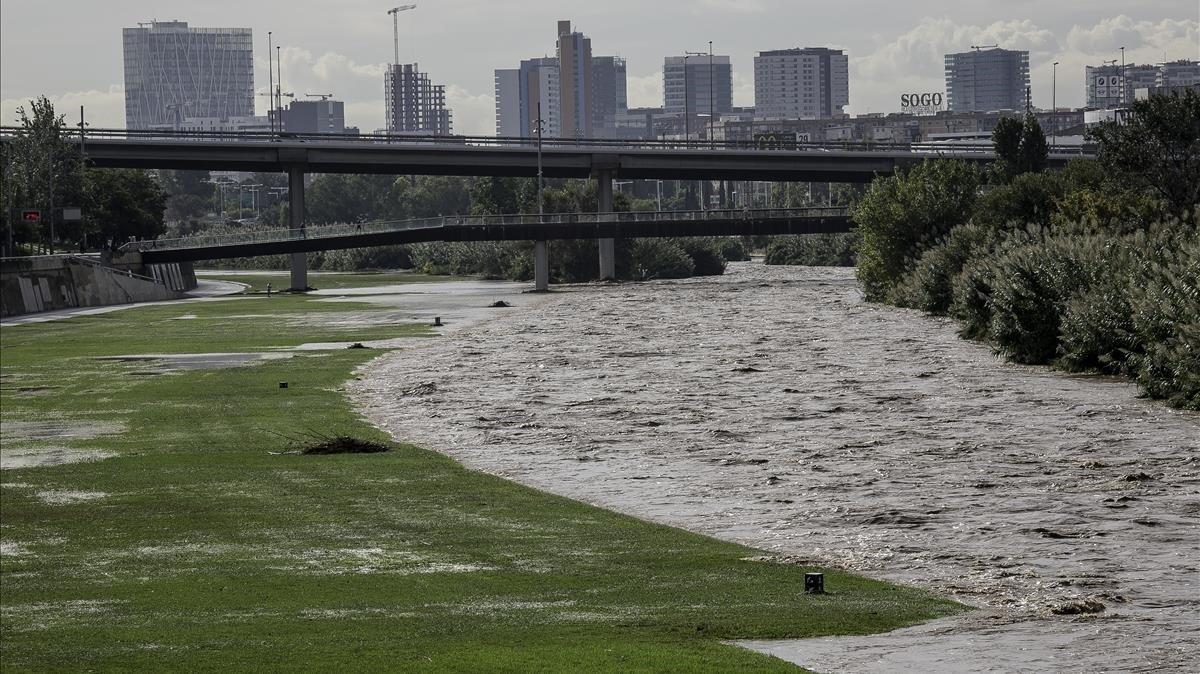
[708,41,714,146]
[682,53,694,144]
[268,32,274,134]
[1051,61,1059,148]
[1119,46,1126,107]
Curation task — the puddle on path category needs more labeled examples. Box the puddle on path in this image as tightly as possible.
[95,352,294,373]
[351,262,1200,673]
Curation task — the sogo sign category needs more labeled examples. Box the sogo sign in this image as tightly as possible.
[900,92,945,115]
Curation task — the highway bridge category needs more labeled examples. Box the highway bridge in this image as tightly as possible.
[1,128,1092,290]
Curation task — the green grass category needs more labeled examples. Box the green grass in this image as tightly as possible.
[0,293,964,671]
[197,270,467,293]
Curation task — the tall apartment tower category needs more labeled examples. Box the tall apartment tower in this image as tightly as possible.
[556,20,593,138]
[494,57,561,138]
[753,48,848,120]
[122,21,254,129]
[385,63,452,135]
[664,55,733,119]
[591,56,627,138]
[944,48,1030,112]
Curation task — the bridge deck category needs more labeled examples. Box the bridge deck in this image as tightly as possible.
[125,208,854,263]
[1,128,1092,181]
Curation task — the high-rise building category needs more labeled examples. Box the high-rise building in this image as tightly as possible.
[1084,61,1199,109]
[495,57,561,138]
[1085,63,1157,109]
[664,55,733,119]
[556,20,593,138]
[494,69,522,137]
[1157,60,1200,89]
[122,21,254,130]
[273,98,354,134]
[591,56,627,138]
[944,48,1030,112]
[753,48,848,120]
[385,63,452,135]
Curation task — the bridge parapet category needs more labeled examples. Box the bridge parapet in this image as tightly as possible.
[121,207,850,254]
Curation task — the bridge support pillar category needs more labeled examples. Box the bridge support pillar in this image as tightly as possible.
[596,170,615,280]
[287,166,308,291]
[533,240,549,291]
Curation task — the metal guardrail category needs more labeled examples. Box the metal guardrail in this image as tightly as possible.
[119,207,850,253]
[0,126,1097,156]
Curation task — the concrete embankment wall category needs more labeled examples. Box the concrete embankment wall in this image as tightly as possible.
[0,256,193,318]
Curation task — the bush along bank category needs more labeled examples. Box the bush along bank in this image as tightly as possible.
[851,92,1200,410]
[408,236,747,282]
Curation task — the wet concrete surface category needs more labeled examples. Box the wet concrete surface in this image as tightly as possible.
[350,263,1200,673]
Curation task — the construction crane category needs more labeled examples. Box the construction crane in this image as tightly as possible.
[305,93,335,101]
[387,5,417,66]
[970,44,998,51]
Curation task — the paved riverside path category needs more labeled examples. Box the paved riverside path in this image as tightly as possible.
[352,263,1199,673]
[0,280,246,327]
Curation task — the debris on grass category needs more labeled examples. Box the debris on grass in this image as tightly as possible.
[347,343,369,350]
[301,437,390,455]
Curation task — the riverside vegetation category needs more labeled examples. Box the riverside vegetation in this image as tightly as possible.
[0,288,962,671]
[851,92,1199,409]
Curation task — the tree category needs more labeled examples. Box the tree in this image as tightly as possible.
[991,116,1023,182]
[853,159,980,301]
[1088,89,1200,215]
[1017,112,1049,175]
[4,96,84,253]
[991,113,1047,181]
[84,169,169,248]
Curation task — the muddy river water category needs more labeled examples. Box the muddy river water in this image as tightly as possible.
[350,263,1199,673]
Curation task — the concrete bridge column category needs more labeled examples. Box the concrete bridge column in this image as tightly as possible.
[596,170,615,280]
[533,240,549,291]
[287,165,308,291]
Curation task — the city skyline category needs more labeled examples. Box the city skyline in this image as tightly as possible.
[1,1,1196,134]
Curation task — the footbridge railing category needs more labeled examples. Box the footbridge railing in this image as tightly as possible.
[120,207,850,253]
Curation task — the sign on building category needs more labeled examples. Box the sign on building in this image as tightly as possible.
[754,132,804,150]
[900,92,945,116]
[20,209,40,224]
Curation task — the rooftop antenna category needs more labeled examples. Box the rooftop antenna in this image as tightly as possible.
[387,5,417,66]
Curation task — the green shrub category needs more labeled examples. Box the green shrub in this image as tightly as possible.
[854,159,980,301]
[678,238,728,276]
[891,223,995,314]
[714,237,750,262]
[764,233,858,266]
[628,239,695,280]
[320,245,412,271]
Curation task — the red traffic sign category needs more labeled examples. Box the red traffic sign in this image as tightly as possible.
[21,209,41,223]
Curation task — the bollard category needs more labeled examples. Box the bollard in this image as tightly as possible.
[804,572,825,594]
[433,317,443,327]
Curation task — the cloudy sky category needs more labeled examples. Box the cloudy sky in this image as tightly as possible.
[2,1,1196,134]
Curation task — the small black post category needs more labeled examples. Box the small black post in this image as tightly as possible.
[804,572,825,594]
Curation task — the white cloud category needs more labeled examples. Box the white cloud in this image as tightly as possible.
[1,86,126,129]
[849,14,1198,114]
[1065,16,1198,55]
[626,72,663,108]
[445,84,495,136]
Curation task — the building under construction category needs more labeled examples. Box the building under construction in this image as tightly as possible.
[385,63,453,135]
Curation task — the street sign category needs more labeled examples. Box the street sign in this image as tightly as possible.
[20,209,40,224]
[61,207,82,221]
